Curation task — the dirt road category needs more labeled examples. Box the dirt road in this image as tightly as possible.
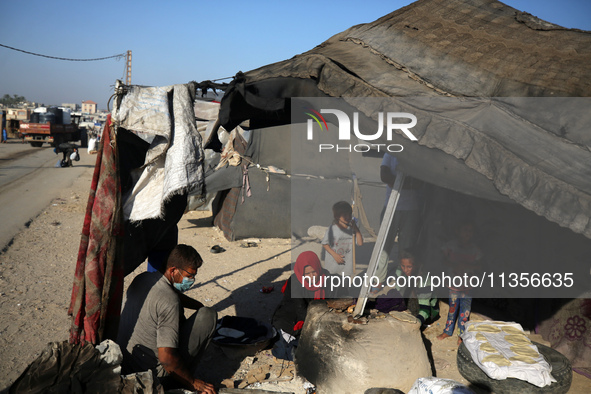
[0,141,95,251]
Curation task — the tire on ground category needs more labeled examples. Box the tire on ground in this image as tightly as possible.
[457,341,572,394]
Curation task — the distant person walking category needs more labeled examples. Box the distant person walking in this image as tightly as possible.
[1,112,7,143]
[55,143,80,167]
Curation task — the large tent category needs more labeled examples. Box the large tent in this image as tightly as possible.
[216,0,591,239]
[69,0,591,374]
[209,0,591,372]
[205,0,591,296]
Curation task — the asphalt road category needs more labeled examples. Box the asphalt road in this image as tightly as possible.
[0,140,96,252]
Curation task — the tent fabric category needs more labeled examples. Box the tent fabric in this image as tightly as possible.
[8,341,122,393]
[346,96,591,238]
[8,340,164,393]
[112,82,205,222]
[212,128,251,240]
[212,125,293,240]
[69,116,124,345]
[224,0,591,101]
[217,0,591,239]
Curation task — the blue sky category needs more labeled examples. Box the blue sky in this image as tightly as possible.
[1,0,590,110]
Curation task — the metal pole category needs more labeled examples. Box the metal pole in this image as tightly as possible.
[353,170,405,318]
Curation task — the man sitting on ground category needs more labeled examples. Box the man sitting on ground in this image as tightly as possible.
[117,244,217,393]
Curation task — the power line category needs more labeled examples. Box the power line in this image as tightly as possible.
[0,43,126,61]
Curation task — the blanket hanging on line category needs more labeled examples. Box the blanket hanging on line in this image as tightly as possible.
[68,116,124,345]
[112,82,205,222]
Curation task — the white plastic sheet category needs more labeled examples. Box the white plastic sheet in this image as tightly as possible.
[461,321,556,387]
[408,377,474,394]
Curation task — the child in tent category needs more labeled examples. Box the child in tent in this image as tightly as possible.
[321,201,363,277]
[272,251,330,360]
[393,248,439,327]
[437,220,483,344]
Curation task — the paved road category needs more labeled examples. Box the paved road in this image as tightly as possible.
[0,140,95,251]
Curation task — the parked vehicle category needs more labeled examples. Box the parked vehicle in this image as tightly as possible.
[19,107,81,147]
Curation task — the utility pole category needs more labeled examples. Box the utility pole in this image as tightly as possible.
[125,50,132,85]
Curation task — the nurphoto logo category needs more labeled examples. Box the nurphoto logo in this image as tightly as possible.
[305,108,418,152]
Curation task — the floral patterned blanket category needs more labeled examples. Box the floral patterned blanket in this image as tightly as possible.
[537,298,591,379]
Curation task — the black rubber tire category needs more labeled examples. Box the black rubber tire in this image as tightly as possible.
[30,141,43,147]
[457,341,572,394]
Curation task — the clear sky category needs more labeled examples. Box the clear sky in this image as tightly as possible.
[1,0,590,110]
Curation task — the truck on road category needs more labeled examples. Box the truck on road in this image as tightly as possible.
[19,109,81,147]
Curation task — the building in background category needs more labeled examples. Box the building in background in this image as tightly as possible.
[81,100,97,114]
[61,103,79,111]
[6,108,31,121]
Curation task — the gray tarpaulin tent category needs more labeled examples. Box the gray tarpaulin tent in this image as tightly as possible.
[209,0,591,297]
[207,0,591,373]
[215,0,591,240]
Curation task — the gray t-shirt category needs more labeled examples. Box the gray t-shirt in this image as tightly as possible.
[322,224,354,276]
[117,272,181,373]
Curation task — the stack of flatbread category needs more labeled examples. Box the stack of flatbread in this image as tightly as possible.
[461,321,556,387]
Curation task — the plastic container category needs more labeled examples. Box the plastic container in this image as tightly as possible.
[38,112,56,124]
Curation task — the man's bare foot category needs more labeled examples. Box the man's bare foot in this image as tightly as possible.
[457,337,463,346]
[437,332,451,340]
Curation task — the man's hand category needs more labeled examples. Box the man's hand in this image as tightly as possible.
[159,347,215,392]
[191,378,216,394]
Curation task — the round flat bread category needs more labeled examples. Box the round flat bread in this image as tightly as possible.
[510,345,539,358]
[467,325,476,332]
[510,355,537,364]
[502,326,525,335]
[482,354,512,366]
[474,324,502,333]
[480,342,497,353]
[504,334,532,345]
[475,333,487,341]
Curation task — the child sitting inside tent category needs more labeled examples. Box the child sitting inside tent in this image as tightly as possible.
[272,251,331,360]
[321,201,363,277]
[394,248,439,327]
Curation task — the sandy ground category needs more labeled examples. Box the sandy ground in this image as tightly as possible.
[0,160,590,393]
